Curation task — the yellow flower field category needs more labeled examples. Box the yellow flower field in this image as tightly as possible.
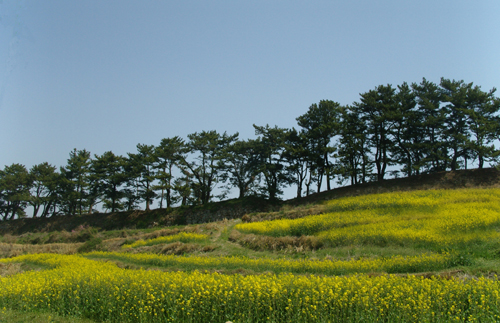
[86,250,453,275]
[235,189,500,247]
[2,188,500,322]
[1,253,500,322]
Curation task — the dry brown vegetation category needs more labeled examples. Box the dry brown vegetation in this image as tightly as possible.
[0,217,232,261]
[1,168,498,237]
[241,203,326,223]
[228,229,323,252]
[0,262,23,277]
[140,224,207,240]
[0,242,81,258]
[120,241,218,256]
[1,168,500,260]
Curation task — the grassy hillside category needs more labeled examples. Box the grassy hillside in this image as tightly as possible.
[2,169,500,322]
[2,167,499,236]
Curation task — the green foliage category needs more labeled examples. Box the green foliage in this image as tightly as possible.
[222,139,261,198]
[411,77,448,173]
[1,76,500,220]
[29,162,59,218]
[77,237,104,253]
[59,148,92,216]
[358,84,397,182]
[154,136,185,208]
[178,130,239,205]
[0,163,32,221]
[0,309,95,323]
[127,144,158,211]
[282,128,310,198]
[336,104,371,185]
[297,100,342,191]
[92,151,127,213]
[253,124,293,200]
[447,251,474,267]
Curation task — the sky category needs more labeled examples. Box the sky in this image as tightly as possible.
[0,0,499,201]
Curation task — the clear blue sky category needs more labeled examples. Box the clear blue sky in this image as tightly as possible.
[1,0,499,199]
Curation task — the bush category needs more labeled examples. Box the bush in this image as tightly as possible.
[447,252,474,267]
[47,231,72,244]
[70,225,99,243]
[77,237,104,253]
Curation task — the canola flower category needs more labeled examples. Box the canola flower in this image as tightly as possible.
[1,254,499,322]
[86,251,454,275]
[235,188,500,247]
[121,232,209,249]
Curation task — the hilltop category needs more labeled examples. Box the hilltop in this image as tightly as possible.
[1,167,499,236]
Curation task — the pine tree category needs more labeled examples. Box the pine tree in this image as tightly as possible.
[336,105,371,185]
[178,130,238,205]
[411,78,447,172]
[463,85,500,168]
[222,139,261,199]
[92,151,127,213]
[358,85,397,181]
[0,163,32,220]
[296,100,341,191]
[283,128,310,198]
[440,78,472,170]
[154,136,185,208]
[127,144,157,211]
[391,82,423,177]
[29,162,58,218]
[59,148,91,216]
[253,125,292,200]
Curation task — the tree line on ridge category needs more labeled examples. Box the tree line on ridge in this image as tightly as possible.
[1,77,499,220]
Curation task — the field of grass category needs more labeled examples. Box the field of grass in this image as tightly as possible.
[121,232,210,249]
[236,189,500,248]
[2,187,500,322]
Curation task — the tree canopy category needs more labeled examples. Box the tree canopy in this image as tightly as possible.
[2,77,499,219]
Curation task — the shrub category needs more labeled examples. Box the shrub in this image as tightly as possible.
[77,238,104,253]
[71,226,99,243]
[229,230,323,251]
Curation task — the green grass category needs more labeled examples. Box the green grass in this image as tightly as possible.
[2,188,500,277]
[0,309,95,323]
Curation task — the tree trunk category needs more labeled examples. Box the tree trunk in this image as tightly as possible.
[316,171,323,193]
[296,176,302,198]
[478,155,484,169]
[159,188,164,209]
[325,154,331,191]
[32,205,40,218]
